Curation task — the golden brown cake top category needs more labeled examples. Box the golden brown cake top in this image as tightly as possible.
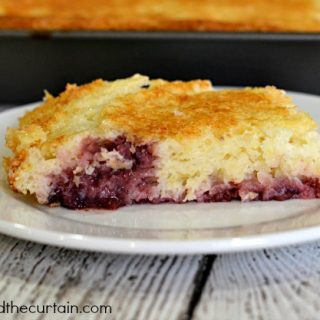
[102,83,316,141]
[0,0,320,32]
[6,74,316,163]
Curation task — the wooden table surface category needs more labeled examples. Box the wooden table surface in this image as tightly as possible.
[0,234,319,320]
[1,106,320,320]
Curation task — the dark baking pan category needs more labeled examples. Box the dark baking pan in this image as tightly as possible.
[1,31,320,103]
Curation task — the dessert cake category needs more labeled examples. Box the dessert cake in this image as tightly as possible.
[4,74,320,209]
[0,0,320,32]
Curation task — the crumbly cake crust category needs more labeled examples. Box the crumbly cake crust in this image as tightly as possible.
[0,0,320,32]
[4,74,320,208]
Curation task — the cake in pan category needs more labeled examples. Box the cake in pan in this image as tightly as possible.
[0,0,320,32]
[4,74,320,209]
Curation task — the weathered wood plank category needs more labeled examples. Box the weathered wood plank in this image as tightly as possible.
[0,235,203,320]
[193,242,320,320]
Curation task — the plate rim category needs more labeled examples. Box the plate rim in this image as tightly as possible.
[0,217,320,255]
[2,89,320,254]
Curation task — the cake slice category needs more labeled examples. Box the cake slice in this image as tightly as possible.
[1,0,320,32]
[4,74,320,209]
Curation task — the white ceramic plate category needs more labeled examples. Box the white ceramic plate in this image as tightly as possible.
[2,90,320,255]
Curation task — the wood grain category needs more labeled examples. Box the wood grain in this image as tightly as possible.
[0,234,203,320]
[194,242,320,320]
[3,232,320,320]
